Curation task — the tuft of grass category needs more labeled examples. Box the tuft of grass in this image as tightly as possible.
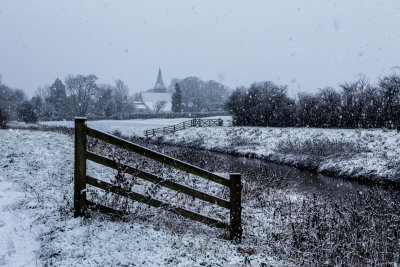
[275,137,370,157]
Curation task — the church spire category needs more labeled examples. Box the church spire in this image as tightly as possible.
[153,67,166,92]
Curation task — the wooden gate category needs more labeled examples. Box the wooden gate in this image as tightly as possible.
[74,118,242,242]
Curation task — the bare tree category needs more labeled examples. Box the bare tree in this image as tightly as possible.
[65,74,98,116]
[340,76,371,128]
[379,73,400,126]
[153,100,166,114]
[113,79,129,116]
[317,87,342,127]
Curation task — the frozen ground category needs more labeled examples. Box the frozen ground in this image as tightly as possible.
[153,127,400,184]
[0,129,284,266]
[0,179,39,266]
[36,116,232,137]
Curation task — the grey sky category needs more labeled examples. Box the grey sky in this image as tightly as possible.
[0,0,399,97]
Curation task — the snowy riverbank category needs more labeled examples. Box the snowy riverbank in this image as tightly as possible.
[151,127,400,185]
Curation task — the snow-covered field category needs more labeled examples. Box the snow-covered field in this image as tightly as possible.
[154,127,400,184]
[0,129,283,266]
[2,128,400,265]
[37,116,232,137]
[12,116,400,183]
[10,117,400,183]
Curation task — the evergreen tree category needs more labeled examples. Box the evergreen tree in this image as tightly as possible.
[47,78,68,118]
[171,83,182,112]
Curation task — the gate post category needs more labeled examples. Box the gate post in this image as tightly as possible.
[74,117,87,217]
[230,173,242,243]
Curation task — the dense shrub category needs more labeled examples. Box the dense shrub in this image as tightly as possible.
[0,106,9,128]
[17,101,38,123]
[225,81,295,127]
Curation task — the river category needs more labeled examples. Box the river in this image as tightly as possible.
[148,144,383,198]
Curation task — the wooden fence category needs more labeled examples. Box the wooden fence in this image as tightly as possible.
[144,118,225,137]
[74,117,242,242]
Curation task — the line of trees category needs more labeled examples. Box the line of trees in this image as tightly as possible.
[225,74,400,128]
[32,75,135,119]
[0,74,136,126]
[3,71,400,129]
[1,73,232,126]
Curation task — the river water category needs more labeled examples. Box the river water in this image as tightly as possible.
[149,144,380,198]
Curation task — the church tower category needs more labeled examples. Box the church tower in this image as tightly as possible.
[153,67,167,93]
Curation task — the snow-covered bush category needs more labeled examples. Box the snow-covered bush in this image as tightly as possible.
[0,106,9,128]
[17,101,38,123]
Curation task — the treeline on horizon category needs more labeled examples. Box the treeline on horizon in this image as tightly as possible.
[225,73,400,128]
[2,72,400,129]
[0,74,230,126]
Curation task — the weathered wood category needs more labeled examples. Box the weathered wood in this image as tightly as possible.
[86,151,231,209]
[86,200,125,216]
[86,176,228,228]
[74,117,87,217]
[86,127,231,186]
[230,173,242,243]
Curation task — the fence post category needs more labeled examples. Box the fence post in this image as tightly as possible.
[230,173,242,243]
[219,119,223,126]
[74,117,87,217]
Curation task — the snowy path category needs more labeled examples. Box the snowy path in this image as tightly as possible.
[0,177,38,266]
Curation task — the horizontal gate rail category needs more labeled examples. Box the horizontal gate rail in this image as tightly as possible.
[86,200,125,216]
[86,175,228,228]
[86,151,231,209]
[87,127,231,186]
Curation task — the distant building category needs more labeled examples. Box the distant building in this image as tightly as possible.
[152,68,167,93]
[134,68,172,113]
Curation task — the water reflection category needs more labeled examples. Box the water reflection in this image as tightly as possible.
[152,144,374,198]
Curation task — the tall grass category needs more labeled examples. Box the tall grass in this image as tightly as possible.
[276,137,370,157]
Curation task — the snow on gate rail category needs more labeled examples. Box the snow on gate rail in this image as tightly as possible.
[74,117,242,242]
